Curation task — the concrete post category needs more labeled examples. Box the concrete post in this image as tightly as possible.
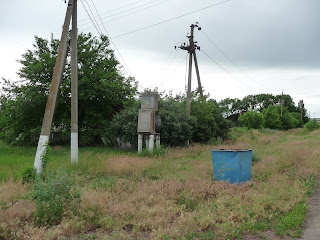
[149,134,154,152]
[34,0,74,173]
[156,134,160,149]
[138,134,143,153]
[71,0,78,165]
[193,50,203,97]
[145,135,149,149]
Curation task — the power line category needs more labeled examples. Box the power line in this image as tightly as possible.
[163,49,180,72]
[88,0,133,77]
[78,0,146,23]
[80,0,102,35]
[80,0,168,28]
[112,0,233,39]
[200,29,264,90]
[149,47,177,88]
[201,30,241,72]
[83,0,103,34]
[149,49,180,88]
[158,52,187,89]
[200,49,254,91]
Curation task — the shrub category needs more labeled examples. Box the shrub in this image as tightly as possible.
[263,106,283,130]
[109,95,231,146]
[21,166,36,185]
[238,111,264,129]
[281,110,300,130]
[191,98,231,142]
[33,169,80,226]
[304,120,319,131]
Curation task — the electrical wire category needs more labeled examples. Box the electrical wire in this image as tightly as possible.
[163,49,180,72]
[158,52,187,89]
[83,0,103,34]
[200,49,254,91]
[80,0,169,28]
[201,30,241,71]
[80,0,102,35]
[78,0,146,23]
[88,0,133,77]
[149,47,177,88]
[112,0,233,39]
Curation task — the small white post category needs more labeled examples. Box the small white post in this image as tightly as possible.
[156,134,160,149]
[138,134,143,153]
[145,135,149,149]
[149,134,154,152]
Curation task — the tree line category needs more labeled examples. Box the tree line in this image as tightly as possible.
[218,94,308,130]
[0,34,310,147]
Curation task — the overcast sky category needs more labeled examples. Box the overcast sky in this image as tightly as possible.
[1,0,319,117]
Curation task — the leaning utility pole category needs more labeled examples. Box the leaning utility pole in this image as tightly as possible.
[176,23,203,116]
[34,0,78,173]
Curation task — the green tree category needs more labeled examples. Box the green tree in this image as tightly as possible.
[0,33,137,145]
[191,97,231,142]
[263,106,283,130]
[109,96,194,147]
[159,97,194,146]
[108,102,140,147]
[304,119,319,131]
[280,108,300,130]
[238,111,264,129]
[109,93,231,147]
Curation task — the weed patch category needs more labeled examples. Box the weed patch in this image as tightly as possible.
[33,169,80,226]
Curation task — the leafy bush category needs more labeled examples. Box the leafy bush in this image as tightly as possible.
[109,95,231,147]
[280,109,300,130]
[109,102,140,147]
[238,111,264,129]
[304,120,320,131]
[263,106,283,130]
[33,169,80,226]
[158,97,194,146]
[191,98,231,142]
[21,166,36,185]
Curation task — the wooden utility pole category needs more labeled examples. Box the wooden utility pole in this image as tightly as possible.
[34,0,78,173]
[177,23,203,116]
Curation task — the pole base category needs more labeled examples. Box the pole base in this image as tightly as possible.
[71,132,78,164]
[34,135,49,173]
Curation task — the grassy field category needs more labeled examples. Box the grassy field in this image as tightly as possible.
[0,128,320,239]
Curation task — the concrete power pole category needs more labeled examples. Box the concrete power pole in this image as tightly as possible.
[71,0,78,164]
[34,0,78,173]
[176,23,203,116]
[280,90,283,116]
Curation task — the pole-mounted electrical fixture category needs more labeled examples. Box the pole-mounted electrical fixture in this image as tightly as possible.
[174,22,203,117]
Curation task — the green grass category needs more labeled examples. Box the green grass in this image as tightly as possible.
[0,129,320,239]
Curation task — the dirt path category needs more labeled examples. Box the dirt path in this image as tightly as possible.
[300,182,320,240]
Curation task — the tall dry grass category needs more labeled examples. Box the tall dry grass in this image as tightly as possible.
[0,129,320,239]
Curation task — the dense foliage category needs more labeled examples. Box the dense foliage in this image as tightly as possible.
[304,119,320,131]
[0,33,137,145]
[238,111,264,129]
[239,105,302,130]
[219,93,308,124]
[220,93,308,130]
[109,93,231,146]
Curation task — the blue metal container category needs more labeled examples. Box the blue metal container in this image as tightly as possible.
[212,149,252,184]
